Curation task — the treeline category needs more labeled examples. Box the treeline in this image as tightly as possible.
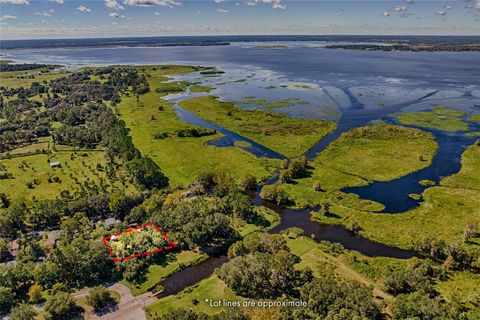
[0,63,59,72]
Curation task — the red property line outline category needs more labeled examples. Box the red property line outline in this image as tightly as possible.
[102,222,177,263]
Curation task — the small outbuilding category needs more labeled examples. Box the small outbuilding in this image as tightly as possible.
[105,218,118,229]
[45,230,61,248]
[49,161,61,168]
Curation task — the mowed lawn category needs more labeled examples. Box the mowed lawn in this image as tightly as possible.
[116,69,281,187]
[179,96,335,158]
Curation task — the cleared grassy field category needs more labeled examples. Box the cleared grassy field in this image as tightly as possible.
[283,124,437,208]
[121,250,207,296]
[179,96,335,158]
[116,69,281,187]
[0,68,69,88]
[395,107,469,131]
[0,148,127,201]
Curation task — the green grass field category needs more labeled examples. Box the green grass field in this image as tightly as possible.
[121,251,207,296]
[179,96,335,158]
[282,124,437,208]
[0,68,69,89]
[116,70,281,187]
[146,275,241,317]
[0,147,128,202]
[395,107,469,131]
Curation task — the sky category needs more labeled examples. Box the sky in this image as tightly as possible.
[0,0,479,39]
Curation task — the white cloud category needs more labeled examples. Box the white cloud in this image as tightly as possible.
[405,0,413,3]
[77,5,91,12]
[217,8,228,13]
[35,9,55,17]
[245,0,286,10]
[154,12,163,16]
[394,5,406,12]
[444,5,453,10]
[123,0,181,7]
[475,1,480,10]
[214,0,224,3]
[109,12,119,17]
[0,15,17,20]
[105,0,124,10]
[383,11,390,17]
[235,2,240,6]
[0,0,29,4]
[49,0,64,3]
[435,9,447,16]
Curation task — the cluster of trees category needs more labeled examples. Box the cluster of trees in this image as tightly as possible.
[218,233,308,298]
[259,184,290,206]
[384,260,469,319]
[279,157,309,183]
[0,213,115,314]
[0,67,149,155]
[411,236,480,269]
[281,276,381,320]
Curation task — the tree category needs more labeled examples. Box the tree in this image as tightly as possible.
[0,238,10,262]
[10,303,36,320]
[463,222,478,242]
[239,174,257,191]
[392,291,456,320]
[282,276,380,320]
[28,283,43,304]
[0,286,14,314]
[125,156,168,190]
[259,185,290,206]
[217,250,301,298]
[45,291,77,320]
[86,286,114,312]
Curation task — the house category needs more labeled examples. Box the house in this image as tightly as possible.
[49,161,61,168]
[8,240,20,257]
[45,230,61,248]
[105,218,118,229]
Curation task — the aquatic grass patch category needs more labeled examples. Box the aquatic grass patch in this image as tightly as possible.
[440,141,480,190]
[469,114,480,122]
[190,85,213,93]
[395,107,469,132]
[179,96,335,158]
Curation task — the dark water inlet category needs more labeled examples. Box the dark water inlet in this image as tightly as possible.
[155,255,229,298]
[343,127,479,213]
[173,105,286,159]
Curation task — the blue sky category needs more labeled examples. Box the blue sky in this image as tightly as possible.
[0,0,479,39]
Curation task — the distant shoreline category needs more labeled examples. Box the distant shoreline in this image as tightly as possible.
[1,34,479,51]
